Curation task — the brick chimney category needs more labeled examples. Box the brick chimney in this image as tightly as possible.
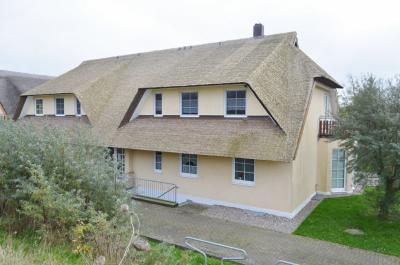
[253,23,264,38]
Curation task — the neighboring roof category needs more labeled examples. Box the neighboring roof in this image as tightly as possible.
[21,32,341,162]
[0,70,53,117]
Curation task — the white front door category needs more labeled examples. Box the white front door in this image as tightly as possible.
[331,149,346,192]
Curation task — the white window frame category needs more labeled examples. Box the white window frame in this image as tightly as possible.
[180,91,199,118]
[76,98,81,117]
[154,151,162,173]
[179,153,198,178]
[153,93,163,117]
[55,97,65,116]
[232,158,255,187]
[331,148,346,193]
[35,98,44,116]
[224,89,247,118]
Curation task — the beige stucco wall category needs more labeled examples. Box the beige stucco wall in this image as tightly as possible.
[316,139,353,193]
[293,84,353,207]
[23,94,86,116]
[137,84,268,117]
[126,149,293,213]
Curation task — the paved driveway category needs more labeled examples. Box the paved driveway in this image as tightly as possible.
[135,201,400,265]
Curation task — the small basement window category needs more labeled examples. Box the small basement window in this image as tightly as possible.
[55,98,65,116]
[226,90,246,116]
[35,99,43,116]
[181,92,198,116]
[154,93,162,116]
[233,158,255,185]
[181,153,197,177]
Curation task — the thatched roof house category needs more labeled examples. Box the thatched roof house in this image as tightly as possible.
[0,70,52,117]
[20,32,340,162]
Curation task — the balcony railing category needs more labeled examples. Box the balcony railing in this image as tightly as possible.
[128,177,178,206]
[319,118,336,137]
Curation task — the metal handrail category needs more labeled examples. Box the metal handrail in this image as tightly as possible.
[129,177,178,204]
[184,236,247,265]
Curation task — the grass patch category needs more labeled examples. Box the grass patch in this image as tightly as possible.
[0,229,234,264]
[294,195,400,257]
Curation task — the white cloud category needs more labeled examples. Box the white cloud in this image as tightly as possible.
[0,0,399,83]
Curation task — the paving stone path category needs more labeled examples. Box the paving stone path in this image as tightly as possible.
[136,201,400,265]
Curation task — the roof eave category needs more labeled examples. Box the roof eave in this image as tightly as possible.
[314,76,343,89]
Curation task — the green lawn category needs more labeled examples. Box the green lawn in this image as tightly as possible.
[0,229,234,264]
[294,195,400,257]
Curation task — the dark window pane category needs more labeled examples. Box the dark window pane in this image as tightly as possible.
[235,171,244,180]
[227,91,236,98]
[245,173,254,182]
[236,108,245,115]
[237,98,246,107]
[237,90,246,98]
[244,164,254,173]
[155,94,162,115]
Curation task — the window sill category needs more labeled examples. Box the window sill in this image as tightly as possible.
[154,114,163,118]
[35,114,44,117]
[180,173,198,178]
[224,115,247,118]
[232,180,255,187]
[154,169,162,174]
[55,114,65,117]
[180,115,199,118]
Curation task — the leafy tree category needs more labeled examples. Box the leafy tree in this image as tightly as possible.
[335,75,400,219]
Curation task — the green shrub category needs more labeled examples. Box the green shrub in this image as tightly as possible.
[0,119,128,236]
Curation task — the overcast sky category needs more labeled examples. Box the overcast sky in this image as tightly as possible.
[1,0,399,85]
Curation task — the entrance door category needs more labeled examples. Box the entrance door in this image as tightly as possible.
[331,149,346,192]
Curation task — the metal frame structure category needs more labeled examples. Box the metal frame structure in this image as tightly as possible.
[184,236,247,265]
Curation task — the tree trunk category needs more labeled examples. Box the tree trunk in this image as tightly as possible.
[378,177,396,219]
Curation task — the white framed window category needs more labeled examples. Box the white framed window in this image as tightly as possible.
[180,92,198,117]
[225,90,246,117]
[55,98,65,116]
[324,94,331,118]
[35,99,43,116]
[76,99,81,116]
[107,147,125,175]
[154,93,162,117]
[232,158,255,186]
[331,149,346,192]
[154,151,162,173]
[180,153,197,177]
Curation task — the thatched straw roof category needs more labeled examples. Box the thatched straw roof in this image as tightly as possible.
[0,70,52,117]
[21,32,341,162]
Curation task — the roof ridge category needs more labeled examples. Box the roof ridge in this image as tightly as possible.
[81,31,297,65]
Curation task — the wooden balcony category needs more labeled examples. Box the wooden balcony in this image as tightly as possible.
[319,118,336,137]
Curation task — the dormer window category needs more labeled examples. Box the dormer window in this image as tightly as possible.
[181,92,198,117]
[55,98,65,116]
[154,93,162,116]
[35,99,43,116]
[225,90,246,117]
[76,99,81,116]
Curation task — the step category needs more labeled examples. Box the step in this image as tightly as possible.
[132,194,178,207]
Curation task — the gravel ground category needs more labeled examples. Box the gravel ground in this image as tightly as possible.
[198,197,321,233]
